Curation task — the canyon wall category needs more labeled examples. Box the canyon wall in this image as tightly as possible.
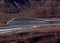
[0,0,60,21]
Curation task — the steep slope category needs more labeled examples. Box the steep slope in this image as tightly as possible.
[0,0,60,21]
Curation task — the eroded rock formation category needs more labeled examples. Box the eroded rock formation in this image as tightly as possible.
[0,0,60,19]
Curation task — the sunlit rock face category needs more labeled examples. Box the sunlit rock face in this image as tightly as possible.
[0,0,60,19]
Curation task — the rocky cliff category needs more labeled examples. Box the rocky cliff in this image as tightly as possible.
[0,0,60,21]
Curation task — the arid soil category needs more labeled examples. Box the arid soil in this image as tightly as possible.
[0,25,60,43]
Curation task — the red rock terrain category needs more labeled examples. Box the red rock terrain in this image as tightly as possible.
[0,0,60,21]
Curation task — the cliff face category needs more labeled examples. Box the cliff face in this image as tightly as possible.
[0,0,60,21]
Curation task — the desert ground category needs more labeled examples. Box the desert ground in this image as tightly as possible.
[0,25,60,43]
